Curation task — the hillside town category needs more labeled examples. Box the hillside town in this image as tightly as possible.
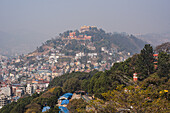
[0,26,135,108]
[0,27,169,112]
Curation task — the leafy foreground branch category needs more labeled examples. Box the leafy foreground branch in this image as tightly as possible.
[86,85,169,113]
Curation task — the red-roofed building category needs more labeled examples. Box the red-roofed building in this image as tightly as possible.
[133,73,138,82]
[153,54,158,69]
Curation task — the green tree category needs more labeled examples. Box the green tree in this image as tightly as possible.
[88,72,102,94]
[136,44,154,80]
[157,52,170,78]
[67,98,87,113]
[47,96,58,107]
[63,78,80,93]
[93,72,110,94]
[53,87,63,97]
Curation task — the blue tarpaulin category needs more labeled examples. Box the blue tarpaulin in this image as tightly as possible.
[59,93,73,100]
[62,93,73,97]
[59,106,69,113]
[61,99,69,105]
[42,106,50,112]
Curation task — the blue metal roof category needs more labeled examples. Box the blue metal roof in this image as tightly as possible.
[61,99,69,105]
[63,93,73,96]
[42,106,50,112]
[59,106,69,113]
[59,93,73,100]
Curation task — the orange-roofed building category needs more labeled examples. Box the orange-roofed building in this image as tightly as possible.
[153,54,158,69]
[69,32,76,38]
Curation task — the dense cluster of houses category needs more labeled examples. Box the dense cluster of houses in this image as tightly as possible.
[0,80,49,108]
[0,55,50,108]
[46,46,130,74]
[0,26,132,109]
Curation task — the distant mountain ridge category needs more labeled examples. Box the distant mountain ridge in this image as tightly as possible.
[155,42,170,53]
[136,32,170,47]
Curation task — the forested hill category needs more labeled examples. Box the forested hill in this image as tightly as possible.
[81,29,146,54]
[45,27,146,54]
[0,44,169,113]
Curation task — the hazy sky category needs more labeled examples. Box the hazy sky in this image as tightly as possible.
[0,0,170,37]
